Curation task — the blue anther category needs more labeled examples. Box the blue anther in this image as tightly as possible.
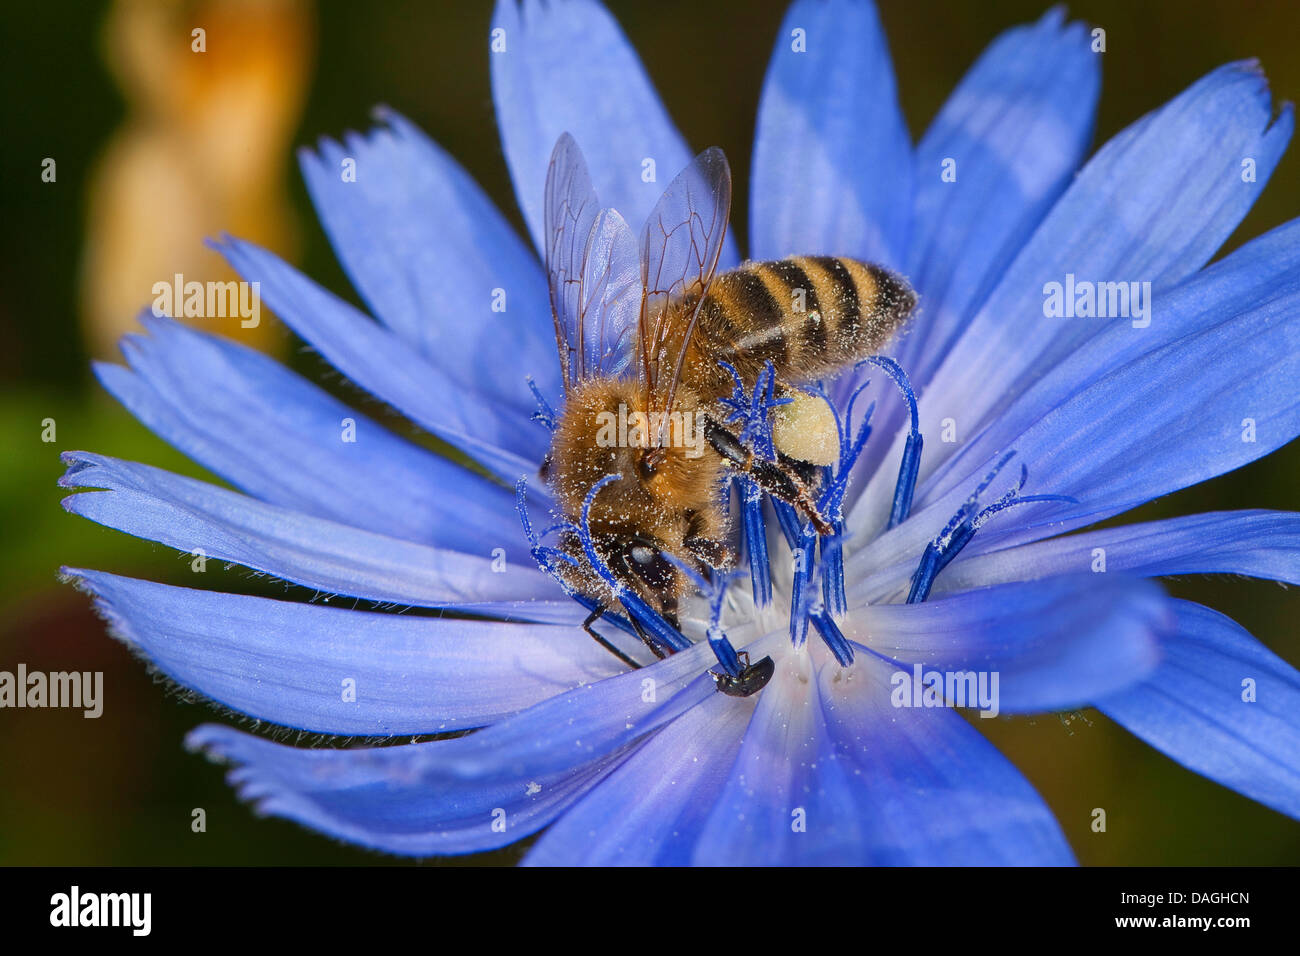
[526,376,559,431]
[717,359,790,461]
[708,635,742,676]
[906,458,1077,603]
[855,356,923,529]
[772,499,803,550]
[738,476,772,607]
[891,434,923,528]
[820,516,847,617]
[788,522,818,647]
[810,609,855,667]
[516,477,540,545]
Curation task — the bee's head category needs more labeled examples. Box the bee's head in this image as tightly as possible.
[555,524,683,626]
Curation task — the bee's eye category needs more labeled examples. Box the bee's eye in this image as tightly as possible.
[619,540,675,590]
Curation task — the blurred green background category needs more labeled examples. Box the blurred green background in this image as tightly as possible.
[1,0,1298,865]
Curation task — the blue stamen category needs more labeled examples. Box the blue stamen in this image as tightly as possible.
[526,376,558,431]
[708,636,741,677]
[817,400,874,522]
[856,356,922,529]
[574,476,629,593]
[906,459,1077,603]
[820,515,847,617]
[537,522,574,542]
[516,478,580,579]
[810,609,855,667]
[739,477,772,607]
[974,491,1077,528]
[781,386,877,632]
[771,498,802,550]
[517,478,641,642]
[518,475,692,655]
[717,359,790,461]
[788,522,818,647]
[576,475,691,654]
[516,477,539,544]
[663,558,744,678]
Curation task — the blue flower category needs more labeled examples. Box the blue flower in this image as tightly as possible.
[62,0,1300,865]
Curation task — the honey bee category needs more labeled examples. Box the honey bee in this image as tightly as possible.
[538,133,916,680]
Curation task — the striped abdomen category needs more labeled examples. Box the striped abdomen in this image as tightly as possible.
[685,256,916,399]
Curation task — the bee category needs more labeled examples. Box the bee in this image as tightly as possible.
[539,134,916,685]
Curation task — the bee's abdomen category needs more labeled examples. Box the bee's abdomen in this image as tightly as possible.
[690,256,915,394]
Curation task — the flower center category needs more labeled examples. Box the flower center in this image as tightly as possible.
[517,357,1068,693]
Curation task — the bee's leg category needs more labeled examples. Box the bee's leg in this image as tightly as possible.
[626,612,668,660]
[704,417,833,536]
[582,605,642,670]
[778,450,820,490]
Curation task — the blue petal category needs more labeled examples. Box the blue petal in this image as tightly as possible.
[853,218,1300,575]
[299,109,561,401]
[848,9,1099,509]
[187,723,626,856]
[843,574,1168,713]
[214,237,547,483]
[749,0,910,266]
[691,652,1076,864]
[97,315,522,551]
[66,569,622,735]
[490,0,739,268]
[903,7,1099,385]
[179,634,766,855]
[917,261,1300,553]
[60,452,563,607]
[905,510,1300,600]
[386,634,767,783]
[915,216,1300,529]
[851,62,1292,540]
[1097,600,1300,820]
[522,691,753,865]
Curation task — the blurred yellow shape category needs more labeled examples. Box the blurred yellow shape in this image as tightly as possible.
[81,0,313,358]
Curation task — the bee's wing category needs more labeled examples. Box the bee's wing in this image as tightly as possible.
[638,147,732,425]
[544,133,643,389]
